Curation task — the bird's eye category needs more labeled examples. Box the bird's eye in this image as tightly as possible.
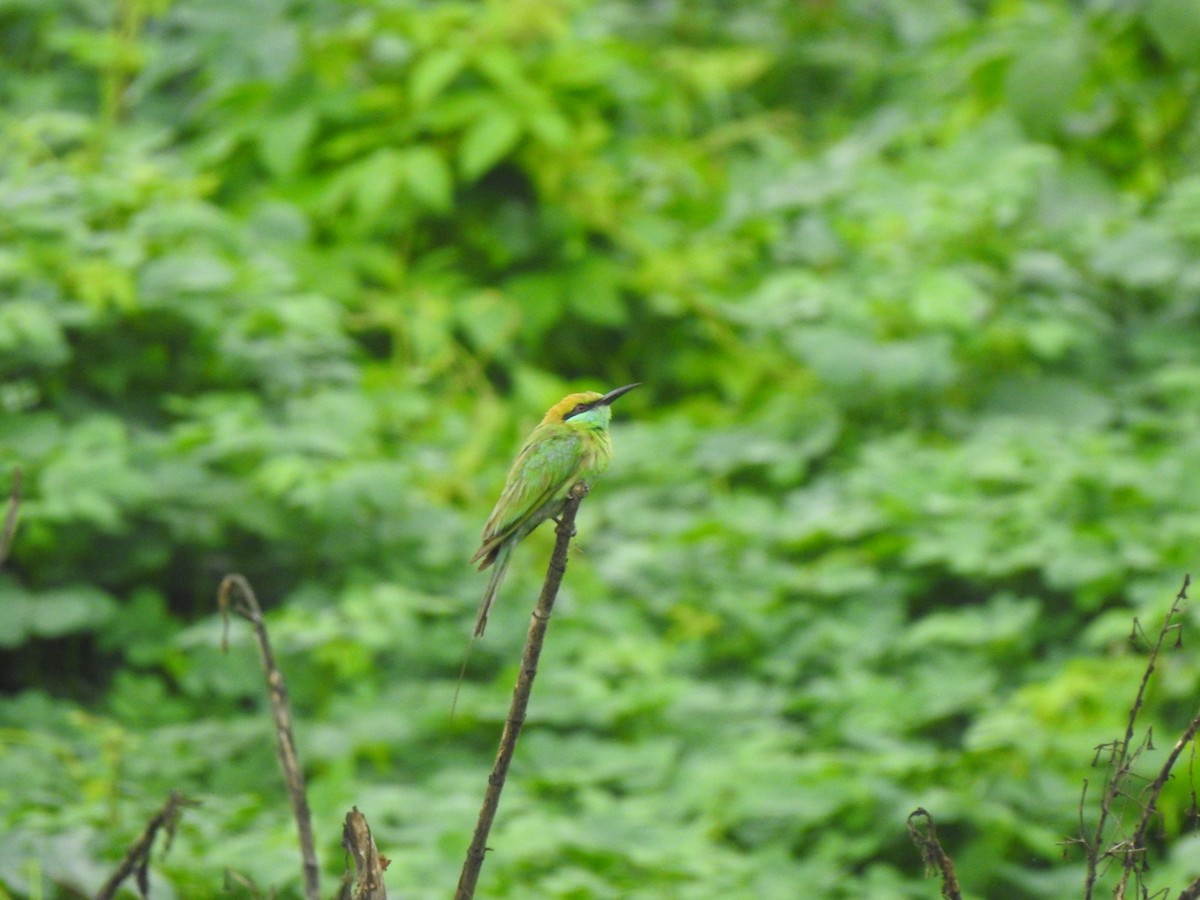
[572,404,587,414]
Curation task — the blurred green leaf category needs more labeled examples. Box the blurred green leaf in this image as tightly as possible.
[0,301,70,370]
[1145,0,1200,65]
[410,48,466,107]
[459,108,522,179]
[257,107,317,178]
[1090,222,1185,290]
[404,145,454,212]
[1006,33,1084,138]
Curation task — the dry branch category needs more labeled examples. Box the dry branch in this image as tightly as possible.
[1180,875,1200,900]
[455,483,589,900]
[95,790,196,900]
[339,807,389,900]
[1069,575,1195,900]
[219,574,321,900]
[1119,710,1200,886]
[907,807,963,900]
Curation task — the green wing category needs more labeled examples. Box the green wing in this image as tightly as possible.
[472,426,583,567]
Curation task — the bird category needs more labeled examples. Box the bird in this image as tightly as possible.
[469,382,641,637]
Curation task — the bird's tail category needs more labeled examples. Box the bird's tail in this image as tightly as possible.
[474,542,513,637]
[451,543,513,716]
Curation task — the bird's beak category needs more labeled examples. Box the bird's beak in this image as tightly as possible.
[598,383,641,406]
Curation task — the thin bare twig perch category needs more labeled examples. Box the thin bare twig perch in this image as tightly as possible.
[455,483,589,900]
[907,807,963,900]
[1117,711,1200,893]
[1068,575,1191,900]
[1055,575,1200,899]
[219,574,321,900]
[1111,575,1196,899]
[339,807,389,900]
[0,466,21,568]
[95,790,197,899]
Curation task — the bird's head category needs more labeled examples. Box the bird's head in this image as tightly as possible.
[541,383,641,429]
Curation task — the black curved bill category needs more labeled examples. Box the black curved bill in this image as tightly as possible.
[598,383,641,406]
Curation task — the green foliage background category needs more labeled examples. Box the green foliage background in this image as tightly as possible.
[4,0,1200,896]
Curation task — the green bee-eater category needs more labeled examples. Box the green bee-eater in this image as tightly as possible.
[470,383,640,636]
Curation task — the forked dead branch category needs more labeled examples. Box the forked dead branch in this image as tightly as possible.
[95,791,197,900]
[1065,575,1195,900]
[910,575,1200,899]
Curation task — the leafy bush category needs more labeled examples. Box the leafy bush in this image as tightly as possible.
[3,0,1200,897]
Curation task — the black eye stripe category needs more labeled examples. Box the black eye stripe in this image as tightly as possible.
[564,401,593,420]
